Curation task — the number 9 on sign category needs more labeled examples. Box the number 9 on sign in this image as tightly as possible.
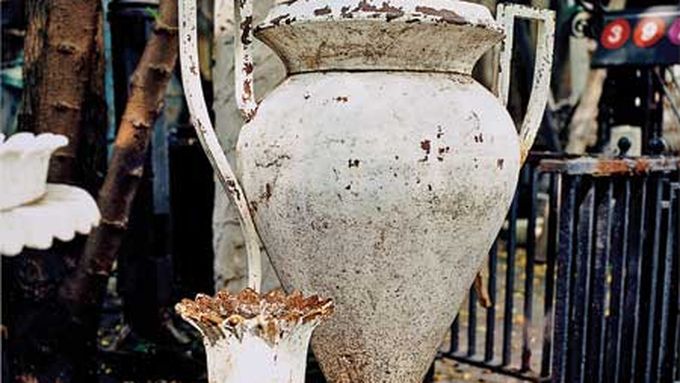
[634,17,666,48]
[601,19,631,50]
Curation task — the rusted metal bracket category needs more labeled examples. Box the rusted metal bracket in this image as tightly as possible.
[473,273,493,308]
[539,156,680,176]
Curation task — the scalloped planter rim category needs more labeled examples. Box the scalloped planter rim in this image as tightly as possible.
[0,132,68,210]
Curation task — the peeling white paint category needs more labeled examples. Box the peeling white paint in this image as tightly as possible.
[496,3,555,162]
[180,0,555,381]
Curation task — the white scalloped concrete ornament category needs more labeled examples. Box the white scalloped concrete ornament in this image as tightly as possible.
[0,132,68,210]
[0,133,100,256]
[0,184,100,256]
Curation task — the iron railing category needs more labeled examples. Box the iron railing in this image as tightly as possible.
[437,153,679,382]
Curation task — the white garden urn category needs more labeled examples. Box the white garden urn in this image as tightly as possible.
[179,0,555,381]
[176,288,334,383]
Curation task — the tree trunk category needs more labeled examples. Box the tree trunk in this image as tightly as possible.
[6,0,177,378]
[60,0,179,318]
[19,0,105,187]
[5,1,106,381]
[566,69,607,154]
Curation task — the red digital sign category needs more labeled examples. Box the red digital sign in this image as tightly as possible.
[593,6,680,67]
[669,17,680,46]
[633,17,666,48]
[601,19,631,50]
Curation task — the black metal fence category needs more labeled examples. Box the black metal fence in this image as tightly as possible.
[438,153,679,382]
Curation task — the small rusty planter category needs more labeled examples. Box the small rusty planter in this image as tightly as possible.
[176,289,333,383]
[179,0,555,381]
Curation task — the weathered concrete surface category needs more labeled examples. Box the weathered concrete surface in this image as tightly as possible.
[238,71,520,382]
[229,1,553,380]
[179,0,554,381]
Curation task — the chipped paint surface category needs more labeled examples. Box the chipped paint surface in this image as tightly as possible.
[235,0,258,121]
[177,289,333,383]
[180,0,555,381]
[237,71,521,382]
[260,0,502,29]
[496,4,555,164]
[255,0,504,74]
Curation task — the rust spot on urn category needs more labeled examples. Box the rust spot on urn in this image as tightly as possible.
[269,13,290,27]
[264,183,273,201]
[352,0,405,22]
[414,5,466,24]
[497,158,505,169]
[314,6,332,16]
[436,146,450,162]
[240,16,253,45]
[419,139,431,162]
[242,79,253,103]
[335,96,349,103]
[255,154,291,168]
[348,159,360,168]
[225,180,241,200]
[420,140,431,154]
[243,62,254,74]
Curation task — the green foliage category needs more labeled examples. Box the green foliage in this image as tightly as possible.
[145,7,161,22]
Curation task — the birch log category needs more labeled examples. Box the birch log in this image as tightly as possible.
[60,0,179,312]
[19,0,106,188]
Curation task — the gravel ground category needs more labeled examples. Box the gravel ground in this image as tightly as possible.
[434,358,524,383]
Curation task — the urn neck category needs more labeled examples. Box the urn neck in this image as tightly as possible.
[255,0,504,75]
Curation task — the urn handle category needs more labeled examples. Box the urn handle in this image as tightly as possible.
[179,0,263,291]
[234,0,257,121]
[496,4,555,164]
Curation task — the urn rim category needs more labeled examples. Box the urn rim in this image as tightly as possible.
[258,0,503,33]
[254,0,505,75]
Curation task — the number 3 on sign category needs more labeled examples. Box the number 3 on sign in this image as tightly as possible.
[601,19,631,50]
[634,17,666,48]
